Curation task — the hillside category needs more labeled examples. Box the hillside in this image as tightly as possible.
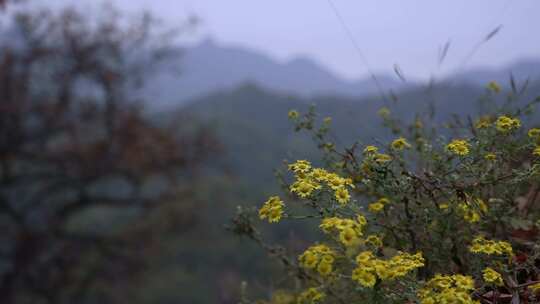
[173,81,540,187]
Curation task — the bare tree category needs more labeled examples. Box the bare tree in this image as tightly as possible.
[0,6,215,303]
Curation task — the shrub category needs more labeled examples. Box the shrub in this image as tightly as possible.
[232,84,540,303]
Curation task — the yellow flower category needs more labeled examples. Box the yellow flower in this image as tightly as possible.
[378,107,391,118]
[290,179,319,198]
[354,251,424,285]
[484,153,497,161]
[487,81,501,93]
[339,227,358,247]
[530,282,540,293]
[288,109,299,119]
[374,153,393,163]
[321,254,334,264]
[377,197,390,204]
[464,210,480,223]
[297,287,325,303]
[446,139,470,156]
[356,251,374,264]
[419,274,476,304]
[309,168,329,182]
[298,244,336,272]
[534,146,540,157]
[391,137,411,150]
[369,202,385,213]
[365,235,383,247]
[454,274,475,291]
[316,261,333,276]
[352,268,377,287]
[495,115,521,133]
[259,196,284,223]
[483,267,503,286]
[288,160,311,173]
[368,198,389,213]
[301,252,318,269]
[326,175,342,189]
[528,128,540,139]
[363,145,378,155]
[356,214,368,226]
[469,236,513,256]
[319,216,365,244]
[334,187,350,205]
[374,261,392,280]
[323,117,332,124]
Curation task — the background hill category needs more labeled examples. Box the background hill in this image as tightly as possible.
[146,39,405,106]
[145,39,540,108]
[452,58,540,86]
[171,81,540,188]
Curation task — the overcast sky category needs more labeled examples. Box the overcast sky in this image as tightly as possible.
[32,0,540,81]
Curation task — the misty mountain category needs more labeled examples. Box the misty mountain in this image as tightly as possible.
[146,39,540,108]
[146,39,405,107]
[452,58,540,87]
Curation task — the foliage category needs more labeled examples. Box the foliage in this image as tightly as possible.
[231,84,540,303]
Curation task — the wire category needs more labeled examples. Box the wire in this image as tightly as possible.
[325,0,388,103]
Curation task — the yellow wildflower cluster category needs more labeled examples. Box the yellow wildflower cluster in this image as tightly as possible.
[482,267,503,286]
[446,139,471,156]
[296,287,325,304]
[298,244,336,276]
[418,274,477,304]
[458,197,487,224]
[368,197,390,213]
[259,196,285,223]
[495,115,521,133]
[391,137,411,151]
[288,160,354,205]
[289,160,321,198]
[319,215,367,247]
[351,250,424,288]
[469,236,513,256]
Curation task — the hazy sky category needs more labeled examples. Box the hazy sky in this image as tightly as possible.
[34,0,540,80]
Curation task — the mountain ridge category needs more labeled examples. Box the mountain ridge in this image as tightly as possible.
[145,38,540,108]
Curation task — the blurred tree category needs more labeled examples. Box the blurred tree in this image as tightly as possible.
[0,6,216,303]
